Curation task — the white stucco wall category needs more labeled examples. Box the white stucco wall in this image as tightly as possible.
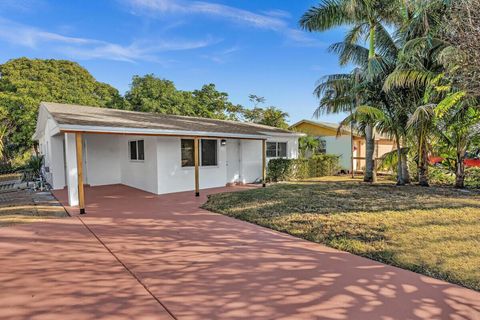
[323,135,352,170]
[239,140,263,184]
[226,139,241,184]
[49,135,66,189]
[64,132,79,206]
[119,136,159,194]
[38,117,66,190]
[84,134,121,186]
[156,137,228,194]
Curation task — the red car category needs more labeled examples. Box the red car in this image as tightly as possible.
[429,152,480,167]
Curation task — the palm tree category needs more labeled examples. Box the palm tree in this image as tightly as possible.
[301,0,401,182]
[381,0,454,186]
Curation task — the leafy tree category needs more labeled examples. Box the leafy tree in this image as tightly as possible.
[125,75,244,120]
[191,84,244,120]
[243,106,289,129]
[248,94,266,108]
[299,136,320,158]
[442,0,480,99]
[0,58,124,161]
[125,75,187,114]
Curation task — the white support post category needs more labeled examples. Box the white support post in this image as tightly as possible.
[64,132,79,206]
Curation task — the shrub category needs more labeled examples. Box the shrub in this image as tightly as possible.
[428,166,480,188]
[267,154,340,182]
[428,166,455,185]
[465,167,480,188]
[22,155,44,182]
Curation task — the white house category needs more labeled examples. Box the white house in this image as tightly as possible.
[33,102,302,213]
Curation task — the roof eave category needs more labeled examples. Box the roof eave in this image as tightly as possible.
[57,124,283,140]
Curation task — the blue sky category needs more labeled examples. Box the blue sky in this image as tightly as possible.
[0,0,351,124]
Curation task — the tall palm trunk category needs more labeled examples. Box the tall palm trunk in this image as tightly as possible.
[364,125,376,182]
[394,133,405,185]
[455,149,466,188]
[401,152,411,184]
[400,136,410,184]
[363,23,377,183]
[418,143,429,186]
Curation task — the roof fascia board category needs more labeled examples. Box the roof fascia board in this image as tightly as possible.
[260,131,305,137]
[58,124,272,140]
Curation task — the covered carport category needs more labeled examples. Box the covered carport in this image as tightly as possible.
[34,102,302,215]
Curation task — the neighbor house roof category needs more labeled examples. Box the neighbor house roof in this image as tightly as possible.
[290,119,392,140]
[290,119,357,137]
[34,102,303,140]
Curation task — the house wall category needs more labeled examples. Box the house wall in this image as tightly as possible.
[376,140,395,159]
[119,135,159,194]
[239,140,262,183]
[84,134,121,187]
[38,118,66,190]
[49,135,66,189]
[323,135,353,170]
[226,139,241,184]
[155,137,228,194]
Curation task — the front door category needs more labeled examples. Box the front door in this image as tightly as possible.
[226,139,240,184]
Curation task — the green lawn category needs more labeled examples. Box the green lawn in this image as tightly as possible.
[203,177,480,291]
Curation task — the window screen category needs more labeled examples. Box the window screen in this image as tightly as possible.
[137,140,145,160]
[266,142,288,158]
[278,142,287,157]
[129,141,137,160]
[201,139,217,166]
[266,142,277,158]
[181,139,195,167]
[129,140,145,161]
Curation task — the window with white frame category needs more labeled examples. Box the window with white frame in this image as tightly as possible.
[129,140,145,161]
[266,142,287,158]
[181,139,218,167]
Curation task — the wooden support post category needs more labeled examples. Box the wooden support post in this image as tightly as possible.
[194,137,200,197]
[262,140,266,187]
[75,133,86,214]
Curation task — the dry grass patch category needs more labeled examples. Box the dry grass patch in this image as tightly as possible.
[0,190,67,227]
[203,177,480,291]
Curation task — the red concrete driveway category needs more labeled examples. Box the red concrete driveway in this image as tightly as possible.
[1,184,479,320]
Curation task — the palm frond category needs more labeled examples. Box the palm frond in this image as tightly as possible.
[328,42,369,67]
[299,0,351,31]
[383,69,436,91]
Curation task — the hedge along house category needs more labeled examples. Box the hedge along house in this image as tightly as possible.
[33,102,302,214]
[290,120,395,173]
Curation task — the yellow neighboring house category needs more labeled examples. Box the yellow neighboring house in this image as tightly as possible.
[290,119,396,172]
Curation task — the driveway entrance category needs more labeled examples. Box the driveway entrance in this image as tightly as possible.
[1,184,479,319]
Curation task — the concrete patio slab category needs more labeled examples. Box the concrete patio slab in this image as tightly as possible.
[0,215,174,320]
[1,184,479,320]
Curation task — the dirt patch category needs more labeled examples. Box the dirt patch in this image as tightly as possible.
[0,189,68,227]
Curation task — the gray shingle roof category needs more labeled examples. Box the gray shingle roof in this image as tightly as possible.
[42,102,299,138]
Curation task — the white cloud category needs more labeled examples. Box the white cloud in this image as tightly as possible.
[0,0,44,12]
[122,0,316,45]
[202,45,240,64]
[0,18,219,62]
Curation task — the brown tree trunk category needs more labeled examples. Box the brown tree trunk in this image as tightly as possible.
[401,152,411,184]
[364,125,375,183]
[455,151,466,188]
[418,146,429,187]
[395,134,405,185]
